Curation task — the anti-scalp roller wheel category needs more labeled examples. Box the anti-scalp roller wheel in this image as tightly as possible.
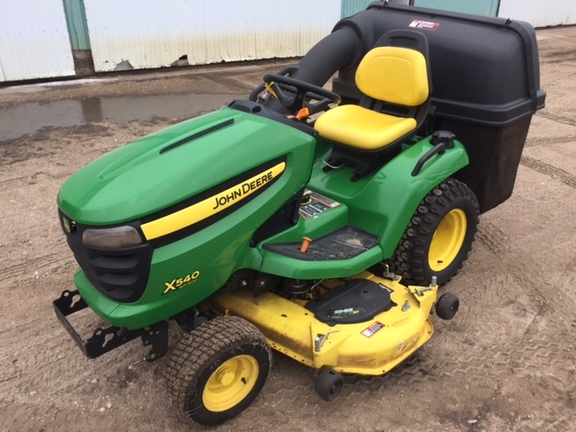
[314,368,344,401]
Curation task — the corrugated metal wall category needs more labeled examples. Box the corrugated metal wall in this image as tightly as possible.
[414,0,499,16]
[63,0,91,50]
[409,0,576,25]
[0,0,75,81]
[0,1,574,82]
[84,0,341,72]
[499,0,576,26]
[342,1,410,18]
[342,0,376,18]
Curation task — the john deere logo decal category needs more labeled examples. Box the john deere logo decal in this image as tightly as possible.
[212,171,275,210]
[141,162,286,240]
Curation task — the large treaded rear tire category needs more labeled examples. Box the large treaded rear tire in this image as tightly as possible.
[167,315,272,426]
[387,178,479,286]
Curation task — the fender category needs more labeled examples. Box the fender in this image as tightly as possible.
[308,136,469,260]
[358,136,469,258]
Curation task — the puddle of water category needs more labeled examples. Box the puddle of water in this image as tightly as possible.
[0,93,245,142]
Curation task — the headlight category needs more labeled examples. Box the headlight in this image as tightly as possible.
[82,226,143,249]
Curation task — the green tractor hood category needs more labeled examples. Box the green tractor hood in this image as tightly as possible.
[58,107,312,225]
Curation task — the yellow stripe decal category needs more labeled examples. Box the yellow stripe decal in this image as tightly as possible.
[141,162,286,240]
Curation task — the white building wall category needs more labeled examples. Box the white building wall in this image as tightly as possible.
[0,0,75,81]
[0,1,574,82]
[499,0,576,27]
[84,0,341,72]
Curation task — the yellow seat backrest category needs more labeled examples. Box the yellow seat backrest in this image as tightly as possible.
[355,46,429,107]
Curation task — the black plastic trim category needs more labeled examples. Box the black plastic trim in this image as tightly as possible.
[59,210,153,303]
[263,225,378,261]
[306,279,396,326]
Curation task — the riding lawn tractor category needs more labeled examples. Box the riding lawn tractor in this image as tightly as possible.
[53,2,545,426]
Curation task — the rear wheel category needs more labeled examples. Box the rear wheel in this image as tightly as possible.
[167,315,272,426]
[388,178,479,286]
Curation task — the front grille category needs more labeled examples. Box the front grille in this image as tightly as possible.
[59,211,153,303]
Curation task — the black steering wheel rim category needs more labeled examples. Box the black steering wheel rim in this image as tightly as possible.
[262,73,341,114]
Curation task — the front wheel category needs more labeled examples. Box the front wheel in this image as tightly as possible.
[167,315,272,426]
[387,178,479,286]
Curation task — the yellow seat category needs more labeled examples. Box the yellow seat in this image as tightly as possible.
[315,46,430,151]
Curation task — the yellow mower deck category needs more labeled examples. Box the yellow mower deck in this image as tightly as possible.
[213,272,437,376]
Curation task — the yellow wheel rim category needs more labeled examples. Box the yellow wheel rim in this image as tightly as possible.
[202,354,259,412]
[429,209,467,272]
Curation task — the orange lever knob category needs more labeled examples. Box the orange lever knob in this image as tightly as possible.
[300,237,312,253]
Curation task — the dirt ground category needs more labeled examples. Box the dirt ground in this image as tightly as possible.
[1,26,575,432]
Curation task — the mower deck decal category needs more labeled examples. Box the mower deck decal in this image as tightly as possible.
[361,321,385,338]
[141,162,286,240]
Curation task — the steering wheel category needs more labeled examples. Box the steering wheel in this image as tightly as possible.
[262,74,341,115]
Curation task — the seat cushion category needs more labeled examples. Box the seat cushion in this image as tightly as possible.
[356,47,429,107]
[315,104,417,150]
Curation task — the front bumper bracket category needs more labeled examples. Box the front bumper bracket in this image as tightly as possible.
[53,290,168,361]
